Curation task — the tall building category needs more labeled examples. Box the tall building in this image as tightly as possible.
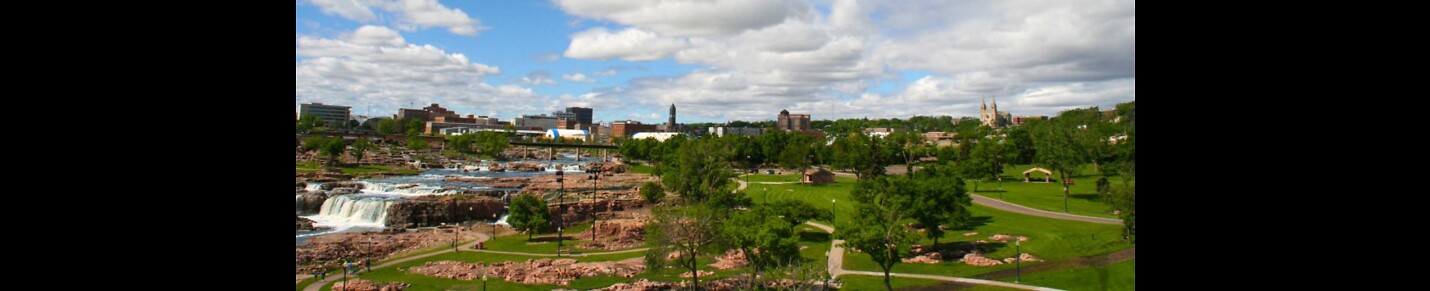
[667,104,677,132]
[979,97,1012,128]
[515,114,560,129]
[396,103,458,121]
[565,107,593,125]
[777,109,812,131]
[299,103,351,128]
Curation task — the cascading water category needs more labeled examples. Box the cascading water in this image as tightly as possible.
[309,194,403,226]
[357,181,460,196]
[305,183,323,191]
[295,195,304,213]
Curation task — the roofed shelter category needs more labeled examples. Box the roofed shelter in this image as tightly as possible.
[1024,167,1052,183]
[803,168,835,184]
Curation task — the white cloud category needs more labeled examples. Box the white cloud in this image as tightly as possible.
[521,71,556,85]
[563,72,596,83]
[296,26,539,117]
[593,69,618,76]
[555,0,810,36]
[565,27,689,61]
[535,53,559,62]
[308,0,485,36]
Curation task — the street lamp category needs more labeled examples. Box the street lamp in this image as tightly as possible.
[831,199,836,225]
[587,168,601,243]
[481,263,489,291]
[1015,237,1022,283]
[490,213,498,246]
[555,170,565,256]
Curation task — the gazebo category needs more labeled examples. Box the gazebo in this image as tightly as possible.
[1023,167,1052,183]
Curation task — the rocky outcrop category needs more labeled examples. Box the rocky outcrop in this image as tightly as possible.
[297,215,317,231]
[709,249,748,270]
[506,162,545,172]
[584,162,627,174]
[300,191,330,213]
[488,162,505,172]
[577,217,647,250]
[331,278,409,291]
[411,258,645,286]
[384,195,504,228]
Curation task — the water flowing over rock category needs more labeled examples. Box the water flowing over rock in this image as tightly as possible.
[317,194,400,225]
[298,191,331,214]
[384,195,504,228]
[322,182,366,191]
[506,162,546,172]
[297,215,318,231]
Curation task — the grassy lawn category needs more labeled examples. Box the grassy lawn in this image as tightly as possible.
[296,161,420,175]
[742,173,803,183]
[483,222,616,254]
[748,176,859,224]
[989,259,1134,290]
[834,275,946,290]
[842,203,1130,278]
[628,164,657,175]
[971,164,1132,219]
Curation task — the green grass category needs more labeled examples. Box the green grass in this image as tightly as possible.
[990,259,1134,290]
[742,173,803,183]
[834,275,946,290]
[296,161,420,175]
[628,164,657,175]
[970,164,1132,219]
[483,222,614,254]
[748,176,859,224]
[842,203,1131,278]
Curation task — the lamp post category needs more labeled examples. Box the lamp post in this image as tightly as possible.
[587,168,601,242]
[1015,237,1022,283]
[556,170,564,256]
[831,199,836,225]
[482,271,488,291]
[491,213,498,245]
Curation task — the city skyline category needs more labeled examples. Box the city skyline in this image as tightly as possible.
[296,0,1134,125]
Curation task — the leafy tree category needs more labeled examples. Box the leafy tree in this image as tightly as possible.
[297,114,325,133]
[345,119,360,130]
[839,176,920,291]
[508,194,551,240]
[1032,118,1084,213]
[405,118,425,136]
[377,118,400,135]
[474,131,511,158]
[885,131,925,174]
[644,205,722,289]
[777,134,813,173]
[407,136,430,151]
[350,138,372,165]
[907,164,971,249]
[448,133,478,155]
[639,181,665,204]
[302,136,327,153]
[831,132,886,178]
[318,137,346,166]
[1103,185,1135,243]
[721,206,801,289]
[768,200,826,233]
[661,138,733,203]
[960,140,996,192]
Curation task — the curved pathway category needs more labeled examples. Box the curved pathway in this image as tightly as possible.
[803,221,1063,291]
[304,232,492,291]
[969,194,1121,225]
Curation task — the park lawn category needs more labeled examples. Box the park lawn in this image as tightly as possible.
[628,164,657,175]
[835,275,947,290]
[484,222,618,254]
[989,259,1134,290]
[296,161,420,175]
[797,225,833,269]
[971,164,1133,219]
[749,176,860,224]
[742,173,803,183]
[842,203,1130,278]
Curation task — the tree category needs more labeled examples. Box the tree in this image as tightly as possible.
[959,140,998,192]
[644,205,722,289]
[407,136,430,151]
[318,137,346,166]
[1103,185,1135,243]
[448,133,478,155]
[907,164,971,249]
[839,176,919,291]
[507,194,551,240]
[661,138,733,203]
[721,206,800,289]
[777,134,812,174]
[377,118,400,135]
[405,118,425,136]
[302,136,327,153]
[297,114,325,133]
[639,181,666,204]
[832,132,886,178]
[474,131,511,158]
[885,131,924,174]
[1032,119,1084,213]
[350,139,372,165]
[345,119,360,131]
[768,200,825,233]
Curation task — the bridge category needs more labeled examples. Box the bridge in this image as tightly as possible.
[510,141,617,149]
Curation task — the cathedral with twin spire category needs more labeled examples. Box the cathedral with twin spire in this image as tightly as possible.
[979,97,1012,128]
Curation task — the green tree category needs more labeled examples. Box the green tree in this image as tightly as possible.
[1032,119,1084,213]
[721,206,800,289]
[1103,185,1135,243]
[377,118,399,135]
[508,194,551,240]
[959,140,997,192]
[768,200,825,233]
[644,205,722,289]
[302,136,327,153]
[318,137,346,166]
[839,176,920,291]
[297,114,325,133]
[474,131,511,158]
[639,181,666,204]
[350,138,372,165]
[407,136,430,151]
[405,118,425,136]
[661,138,733,203]
[831,132,886,178]
[448,133,478,155]
[907,164,971,249]
[777,134,812,174]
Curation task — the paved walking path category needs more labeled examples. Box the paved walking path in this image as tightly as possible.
[803,221,1061,291]
[303,232,492,291]
[970,194,1121,225]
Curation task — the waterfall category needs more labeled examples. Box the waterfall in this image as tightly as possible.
[357,181,459,196]
[311,194,403,226]
[305,183,323,191]
[295,194,304,213]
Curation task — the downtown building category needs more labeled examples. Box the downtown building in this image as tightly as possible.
[299,103,351,128]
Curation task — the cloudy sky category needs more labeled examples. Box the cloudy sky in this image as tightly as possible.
[296,0,1134,124]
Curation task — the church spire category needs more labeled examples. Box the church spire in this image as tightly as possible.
[981,97,987,110]
[992,97,998,111]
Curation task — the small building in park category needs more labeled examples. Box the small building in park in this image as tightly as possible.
[1023,167,1052,183]
[803,168,835,184]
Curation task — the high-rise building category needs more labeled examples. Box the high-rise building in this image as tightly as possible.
[565,107,593,125]
[299,103,351,129]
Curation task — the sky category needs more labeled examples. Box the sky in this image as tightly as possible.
[296,0,1134,125]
